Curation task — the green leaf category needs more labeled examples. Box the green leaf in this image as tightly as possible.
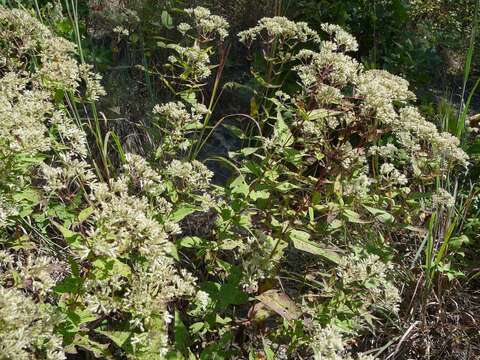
[167,242,180,261]
[51,220,77,240]
[449,235,470,250]
[177,236,205,248]
[363,205,395,224]
[174,310,189,353]
[289,229,341,264]
[13,189,40,203]
[218,283,248,309]
[275,181,299,192]
[252,70,282,89]
[343,209,369,224]
[256,289,301,321]
[274,112,293,146]
[96,330,131,348]
[200,332,234,360]
[170,205,199,222]
[190,322,205,334]
[92,257,131,279]
[249,190,270,201]
[71,335,109,358]
[223,124,246,139]
[284,148,304,166]
[66,307,97,326]
[161,10,174,29]
[54,275,82,294]
[230,175,249,197]
[308,108,341,121]
[78,207,94,222]
[240,147,260,156]
[263,341,275,360]
[219,239,243,250]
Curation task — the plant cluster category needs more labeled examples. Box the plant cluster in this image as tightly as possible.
[0,3,479,360]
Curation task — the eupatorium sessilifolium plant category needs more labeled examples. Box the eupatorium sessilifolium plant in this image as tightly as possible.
[0,4,470,360]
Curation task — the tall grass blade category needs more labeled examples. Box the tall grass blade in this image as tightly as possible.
[457,0,480,139]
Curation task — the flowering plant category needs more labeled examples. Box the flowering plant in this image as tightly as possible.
[0,5,473,360]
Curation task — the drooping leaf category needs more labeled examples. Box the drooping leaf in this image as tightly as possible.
[256,289,301,321]
[363,205,395,224]
[289,229,341,264]
[343,209,369,224]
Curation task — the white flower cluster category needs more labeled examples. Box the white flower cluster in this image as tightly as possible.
[356,70,416,124]
[395,107,468,168]
[113,25,130,36]
[338,253,400,313]
[185,6,230,41]
[153,101,207,127]
[0,7,209,358]
[321,23,359,52]
[124,153,166,197]
[238,16,319,46]
[311,324,376,360]
[40,154,97,194]
[79,63,107,101]
[165,159,214,191]
[252,19,469,202]
[0,251,62,298]
[0,73,52,158]
[0,287,65,360]
[153,101,208,155]
[432,188,456,208]
[88,178,170,258]
[295,48,361,88]
[167,43,212,80]
[0,7,105,100]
